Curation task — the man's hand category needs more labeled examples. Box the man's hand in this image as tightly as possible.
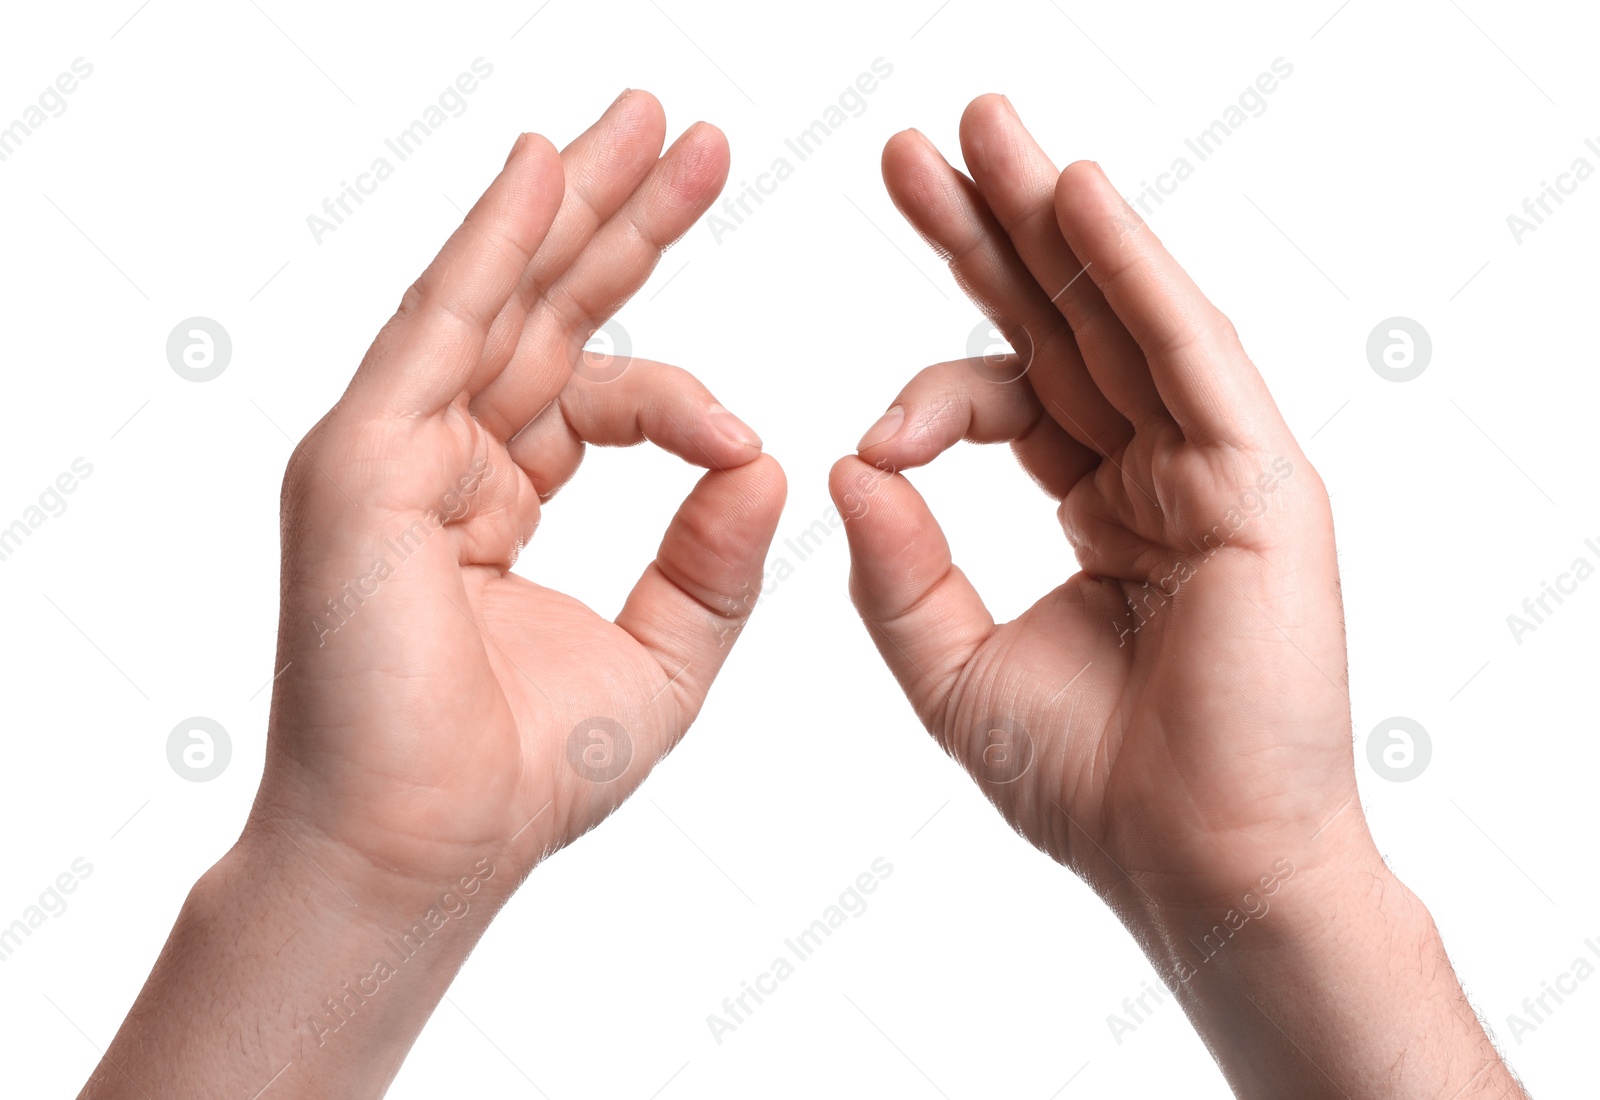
[832,94,1521,1099]
[258,89,784,898]
[835,95,1350,908]
[80,92,784,1100]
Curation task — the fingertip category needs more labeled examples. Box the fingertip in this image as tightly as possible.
[1055,159,1099,216]
[705,451,786,547]
[686,118,730,154]
[501,134,563,234]
[505,130,528,165]
[828,453,862,489]
[507,134,565,238]
[582,88,667,164]
[883,127,929,159]
[667,122,732,202]
[615,87,666,131]
[827,453,903,525]
[855,404,905,454]
[706,403,763,454]
[689,450,787,536]
[505,130,557,170]
[882,134,969,235]
[827,453,867,500]
[1057,159,1109,202]
[518,131,559,161]
[746,451,788,515]
[882,127,942,185]
[693,120,733,182]
[881,130,913,181]
[1056,160,1138,249]
[512,132,562,185]
[828,454,862,517]
[959,94,1033,171]
[961,92,1013,133]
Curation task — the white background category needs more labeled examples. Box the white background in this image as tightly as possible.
[1,0,1596,1095]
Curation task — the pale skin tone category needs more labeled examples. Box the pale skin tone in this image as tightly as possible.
[833,94,1525,1097]
[75,92,1521,1099]
[80,91,786,1099]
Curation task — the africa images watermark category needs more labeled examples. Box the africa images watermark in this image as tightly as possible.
[1504,535,1600,645]
[305,857,495,1048]
[1113,456,1295,646]
[0,857,94,964]
[1106,856,1294,1046]
[1504,137,1600,245]
[310,455,492,646]
[1104,976,1173,1047]
[1122,57,1294,217]
[706,857,894,1045]
[0,58,94,166]
[0,856,94,959]
[1503,935,1600,1047]
[706,57,894,244]
[1168,858,1294,987]
[0,457,94,564]
[306,58,496,244]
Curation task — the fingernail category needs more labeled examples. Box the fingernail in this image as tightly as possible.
[1000,94,1019,119]
[708,404,762,450]
[857,405,905,451]
[505,132,527,166]
[612,87,633,107]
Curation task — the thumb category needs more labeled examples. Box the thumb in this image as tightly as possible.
[614,454,787,733]
[828,455,994,729]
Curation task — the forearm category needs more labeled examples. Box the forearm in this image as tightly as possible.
[79,823,502,1100]
[1136,848,1522,1098]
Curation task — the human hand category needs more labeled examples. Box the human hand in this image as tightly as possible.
[831,94,1519,1097]
[80,94,785,1100]
[244,90,780,908]
[259,89,785,899]
[833,93,1357,910]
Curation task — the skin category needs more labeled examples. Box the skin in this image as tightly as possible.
[829,94,1524,1097]
[78,92,785,1099]
[74,90,1522,1099]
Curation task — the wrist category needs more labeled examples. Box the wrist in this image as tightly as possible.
[1124,835,1518,1099]
[1132,827,1394,988]
[220,812,511,986]
[83,827,507,1098]
[240,770,521,924]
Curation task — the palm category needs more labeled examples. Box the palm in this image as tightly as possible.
[467,570,686,844]
[900,432,1342,897]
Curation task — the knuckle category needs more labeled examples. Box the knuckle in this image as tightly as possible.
[1205,307,1241,349]
[395,277,428,321]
